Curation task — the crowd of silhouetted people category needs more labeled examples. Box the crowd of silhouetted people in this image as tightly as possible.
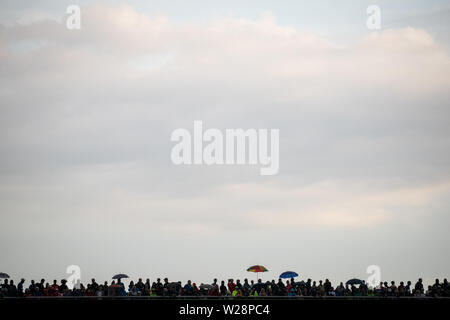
[1,277,449,298]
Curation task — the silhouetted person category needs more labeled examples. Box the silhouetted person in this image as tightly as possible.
[415,278,424,293]
[18,278,25,297]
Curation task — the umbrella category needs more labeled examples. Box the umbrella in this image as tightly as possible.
[247,265,268,280]
[199,284,213,290]
[112,273,129,280]
[346,278,363,285]
[247,265,268,273]
[0,272,10,279]
[279,271,298,279]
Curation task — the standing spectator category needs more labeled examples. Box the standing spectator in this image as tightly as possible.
[335,282,345,296]
[318,280,325,296]
[344,284,351,296]
[243,279,251,294]
[129,285,138,296]
[144,279,151,295]
[163,278,170,293]
[192,283,199,295]
[442,279,449,297]
[37,279,45,292]
[305,279,312,295]
[102,281,109,296]
[183,280,193,295]
[415,278,424,294]
[17,278,25,297]
[277,279,286,295]
[227,279,236,293]
[390,281,398,297]
[95,285,104,296]
[426,285,433,297]
[431,279,441,297]
[2,279,10,294]
[286,280,292,294]
[50,280,59,296]
[236,279,242,290]
[324,279,332,295]
[311,281,317,296]
[220,281,227,296]
[405,281,412,296]
[8,280,18,297]
[155,278,163,296]
[271,280,279,295]
[398,282,406,296]
[91,279,99,292]
[128,281,135,293]
[135,278,144,294]
[209,285,221,297]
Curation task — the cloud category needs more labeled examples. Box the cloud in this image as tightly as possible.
[238,180,450,228]
[1,4,449,229]
[0,2,449,285]
[0,5,450,260]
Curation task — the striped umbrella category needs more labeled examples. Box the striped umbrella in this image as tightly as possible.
[247,265,268,280]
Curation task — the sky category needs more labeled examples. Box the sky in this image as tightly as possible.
[0,0,449,287]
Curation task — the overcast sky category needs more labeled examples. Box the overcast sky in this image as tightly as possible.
[0,0,449,286]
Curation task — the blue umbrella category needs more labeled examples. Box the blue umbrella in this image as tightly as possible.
[279,271,298,279]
